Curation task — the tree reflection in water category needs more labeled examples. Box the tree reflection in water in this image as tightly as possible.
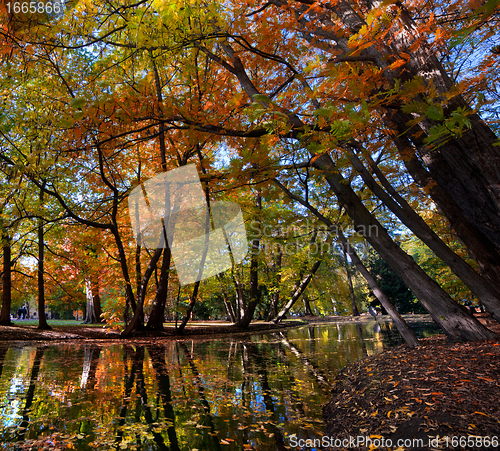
[0,321,440,450]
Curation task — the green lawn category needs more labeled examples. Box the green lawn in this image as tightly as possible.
[11,319,111,327]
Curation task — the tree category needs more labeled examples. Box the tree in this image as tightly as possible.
[1,0,499,339]
[366,249,423,315]
[0,234,13,326]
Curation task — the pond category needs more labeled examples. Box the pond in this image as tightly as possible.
[0,320,440,450]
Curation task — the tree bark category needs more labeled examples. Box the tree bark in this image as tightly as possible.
[235,190,262,328]
[37,193,51,330]
[0,235,13,326]
[396,135,500,289]
[147,243,172,330]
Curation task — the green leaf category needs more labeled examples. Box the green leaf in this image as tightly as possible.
[426,105,444,121]
[313,107,333,118]
[252,94,271,104]
[70,97,86,109]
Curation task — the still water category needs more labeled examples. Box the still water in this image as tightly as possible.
[0,321,440,450]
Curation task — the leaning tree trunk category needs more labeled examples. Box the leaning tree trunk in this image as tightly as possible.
[333,0,500,276]
[274,178,419,347]
[0,235,13,326]
[176,281,200,334]
[214,23,495,341]
[337,228,420,348]
[312,152,496,342]
[347,142,500,322]
[267,0,500,290]
[273,253,325,324]
[341,242,360,317]
[396,136,500,290]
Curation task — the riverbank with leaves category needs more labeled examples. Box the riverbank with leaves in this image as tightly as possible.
[323,315,500,450]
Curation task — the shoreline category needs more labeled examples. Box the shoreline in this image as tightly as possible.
[0,314,433,344]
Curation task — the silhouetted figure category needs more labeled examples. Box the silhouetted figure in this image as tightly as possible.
[368,305,378,319]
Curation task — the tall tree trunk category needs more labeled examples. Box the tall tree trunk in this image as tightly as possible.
[37,193,51,331]
[266,243,283,321]
[121,247,163,337]
[235,190,262,328]
[126,241,141,324]
[303,293,313,316]
[0,235,12,326]
[147,244,172,330]
[112,226,140,332]
[84,278,103,324]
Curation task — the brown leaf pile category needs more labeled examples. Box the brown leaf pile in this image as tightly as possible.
[323,332,500,450]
